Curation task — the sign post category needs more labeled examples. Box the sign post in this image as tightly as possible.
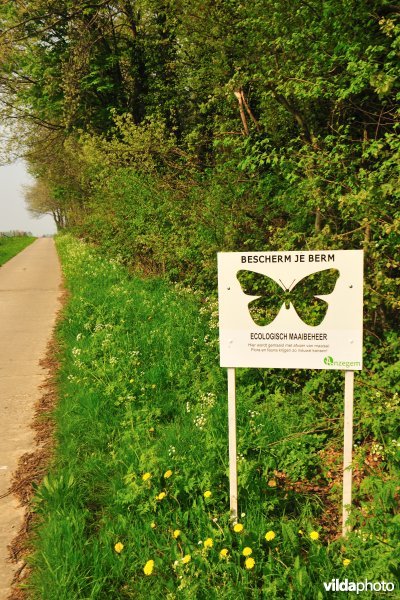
[217,250,363,534]
[343,370,355,536]
[227,367,238,522]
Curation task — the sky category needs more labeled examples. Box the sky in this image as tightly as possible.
[0,160,56,236]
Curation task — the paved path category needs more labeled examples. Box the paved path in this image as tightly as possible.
[0,238,62,599]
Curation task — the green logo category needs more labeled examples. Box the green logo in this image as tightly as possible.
[324,356,334,366]
[323,355,362,368]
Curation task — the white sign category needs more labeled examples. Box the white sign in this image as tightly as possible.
[218,250,363,370]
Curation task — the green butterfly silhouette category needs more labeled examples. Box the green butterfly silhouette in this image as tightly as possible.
[237,268,340,327]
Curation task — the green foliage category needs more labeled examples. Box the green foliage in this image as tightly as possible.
[1,3,399,329]
[27,235,398,598]
[1,2,399,594]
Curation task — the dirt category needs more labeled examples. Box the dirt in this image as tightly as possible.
[6,342,61,599]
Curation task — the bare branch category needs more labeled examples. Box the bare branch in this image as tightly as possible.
[234,89,249,136]
[241,92,261,132]
[0,96,62,130]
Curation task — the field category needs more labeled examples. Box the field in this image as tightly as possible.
[24,234,398,599]
[0,236,36,266]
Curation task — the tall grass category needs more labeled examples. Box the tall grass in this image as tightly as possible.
[26,234,398,599]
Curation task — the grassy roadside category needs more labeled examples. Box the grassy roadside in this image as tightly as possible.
[0,236,36,266]
[25,234,398,599]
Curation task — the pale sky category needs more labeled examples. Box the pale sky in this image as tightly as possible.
[0,160,56,236]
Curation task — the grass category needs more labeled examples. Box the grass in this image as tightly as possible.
[0,235,36,265]
[24,234,398,599]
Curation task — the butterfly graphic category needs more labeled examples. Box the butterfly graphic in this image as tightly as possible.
[236,268,340,327]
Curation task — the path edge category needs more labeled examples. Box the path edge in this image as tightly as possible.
[6,288,68,600]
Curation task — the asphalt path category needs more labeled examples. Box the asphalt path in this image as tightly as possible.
[0,238,62,598]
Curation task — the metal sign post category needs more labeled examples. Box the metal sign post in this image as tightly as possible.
[227,367,238,522]
[342,370,355,536]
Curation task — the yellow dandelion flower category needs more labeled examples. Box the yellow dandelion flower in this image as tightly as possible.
[233,523,244,533]
[143,559,154,576]
[156,491,166,500]
[142,472,151,482]
[265,530,276,542]
[242,547,252,557]
[150,522,156,529]
[182,554,191,564]
[204,537,213,549]
[203,490,212,499]
[268,479,277,487]
[164,469,173,479]
[245,557,255,570]
[173,529,181,539]
[309,531,319,541]
[114,542,124,554]
[343,558,351,567]
[298,530,304,535]
[219,548,229,559]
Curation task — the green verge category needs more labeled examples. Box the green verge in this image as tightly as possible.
[26,234,398,599]
[0,236,36,266]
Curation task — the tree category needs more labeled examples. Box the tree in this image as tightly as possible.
[0,0,398,334]
[25,177,67,229]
